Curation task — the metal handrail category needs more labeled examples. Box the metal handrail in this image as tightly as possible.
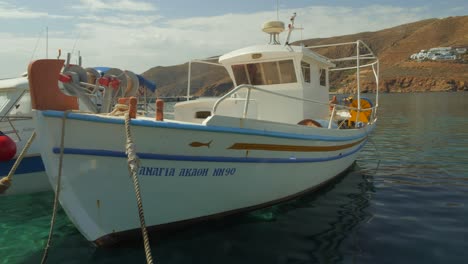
[0,116,30,141]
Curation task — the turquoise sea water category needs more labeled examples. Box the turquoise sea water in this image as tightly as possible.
[1,92,467,263]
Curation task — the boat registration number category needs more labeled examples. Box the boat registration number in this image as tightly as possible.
[138,166,237,177]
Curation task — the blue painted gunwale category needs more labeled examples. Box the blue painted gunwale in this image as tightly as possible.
[42,110,373,142]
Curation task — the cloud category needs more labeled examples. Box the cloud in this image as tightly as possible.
[0,3,443,78]
[79,13,162,26]
[73,0,157,12]
[0,1,69,19]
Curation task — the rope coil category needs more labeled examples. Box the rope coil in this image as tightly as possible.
[108,103,129,116]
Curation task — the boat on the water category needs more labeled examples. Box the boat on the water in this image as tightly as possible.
[28,17,380,246]
[0,76,48,195]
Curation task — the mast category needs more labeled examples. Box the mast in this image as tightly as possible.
[46,26,48,59]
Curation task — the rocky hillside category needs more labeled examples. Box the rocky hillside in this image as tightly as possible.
[142,16,468,96]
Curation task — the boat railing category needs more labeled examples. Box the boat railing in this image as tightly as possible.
[0,115,31,141]
[306,40,380,117]
[212,84,377,129]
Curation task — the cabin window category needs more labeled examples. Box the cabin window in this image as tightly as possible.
[232,65,249,86]
[301,61,310,83]
[195,111,211,119]
[262,62,280,84]
[2,91,32,117]
[319,68,326,86]
[278,60,297,83]
[246,63,265,85]
[231,59,297,86]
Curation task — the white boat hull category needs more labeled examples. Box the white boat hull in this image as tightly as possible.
[0,168,49,196]
[35,110,373,245]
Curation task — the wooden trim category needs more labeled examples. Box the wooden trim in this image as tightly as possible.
[227,138,366,152]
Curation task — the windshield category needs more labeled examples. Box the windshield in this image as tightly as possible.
[231,59,297,86]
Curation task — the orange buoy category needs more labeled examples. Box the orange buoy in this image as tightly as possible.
[0,131,16,162]
[329,95,337,111]
[156,99,164,121]
[116,97,137,118]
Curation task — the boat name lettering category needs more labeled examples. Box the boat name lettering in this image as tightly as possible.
[179,168,209,177]
[138,167,176,176]
[138,166,236,177]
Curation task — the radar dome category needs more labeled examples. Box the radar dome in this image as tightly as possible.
[262,21,285,34]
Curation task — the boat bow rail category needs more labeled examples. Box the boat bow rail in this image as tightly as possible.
[306,40,380,115]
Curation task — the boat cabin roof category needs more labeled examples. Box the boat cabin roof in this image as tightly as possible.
[0,77,29,92]
[219,44,335,68]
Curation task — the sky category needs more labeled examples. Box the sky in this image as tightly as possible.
[0,0,466,78]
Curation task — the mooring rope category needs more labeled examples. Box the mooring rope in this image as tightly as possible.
[108,103,129,116]
[40,111,69,264]
[124,111,154,264]
[0,131,36,194]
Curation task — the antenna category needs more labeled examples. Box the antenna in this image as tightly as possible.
[285,12,296,45]
[71,31,81,55]
[30,29,44,62]
[276,0,279,20]
[46,26,48,59]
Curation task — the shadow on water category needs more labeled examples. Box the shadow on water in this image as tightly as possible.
[15,161,376,264]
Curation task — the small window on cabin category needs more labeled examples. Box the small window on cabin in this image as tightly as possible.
[279,60,297,83]
[8,92,32,117]
[262,62,280,84]
[195,111,211,119]
[319,68,326,86]
[232,64,249,85]
[301,61,310,83]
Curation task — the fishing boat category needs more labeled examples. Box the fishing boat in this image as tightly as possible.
[28,16,380,246]
[0,76,49,195]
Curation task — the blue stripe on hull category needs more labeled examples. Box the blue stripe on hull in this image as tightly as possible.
[52,141,366,163]
[0,155,45,176]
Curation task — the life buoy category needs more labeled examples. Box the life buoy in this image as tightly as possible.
[0,131,16,161]
[348,98,373,127]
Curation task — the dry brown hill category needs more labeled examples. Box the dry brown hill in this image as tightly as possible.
[142,16,468,96]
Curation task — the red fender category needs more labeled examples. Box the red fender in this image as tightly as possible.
[0,131,16,161]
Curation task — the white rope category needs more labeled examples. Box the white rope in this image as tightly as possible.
[108,103,129,116]
[124,112,154,264]
[41,110,70,264]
